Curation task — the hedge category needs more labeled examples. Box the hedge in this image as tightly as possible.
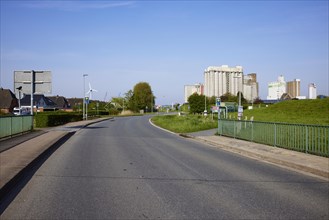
[35,113,82,127]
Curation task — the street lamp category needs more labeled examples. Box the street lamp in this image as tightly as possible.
[204,94,207,116]
[234,74,242,120]
[83,74,88,120]
[16,86,22,115]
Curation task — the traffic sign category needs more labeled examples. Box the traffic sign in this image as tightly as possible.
[216,97,221,107]
[85,97,90,104]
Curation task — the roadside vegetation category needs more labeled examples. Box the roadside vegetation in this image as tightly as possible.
[230,98,329,125]
[152,98,329,134]
[151,114,218,133]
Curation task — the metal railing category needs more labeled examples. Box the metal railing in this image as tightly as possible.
[218,119,329,157]
[0,115,33,139]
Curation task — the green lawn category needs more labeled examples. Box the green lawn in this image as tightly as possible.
[151,114,218,133]
[230,98,329,125]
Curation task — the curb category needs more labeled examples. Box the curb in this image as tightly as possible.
[84,117,112,127]
[193,136,329,180]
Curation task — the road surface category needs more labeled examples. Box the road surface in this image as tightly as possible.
[1,116,328,219]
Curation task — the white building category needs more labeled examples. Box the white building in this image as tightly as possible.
[184,83,204,103]
[286,79,300,98]
[204,65,243,98]
[243,73,259,102]
[308,83,317,99]
[267,75,286,100]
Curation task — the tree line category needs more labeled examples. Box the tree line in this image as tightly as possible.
[187,92,263,114]
[108,82,155,114]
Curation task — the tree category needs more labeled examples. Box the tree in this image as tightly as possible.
[253,97,263,104]
[220,92,247,104]
[132,82,154,112]
[208,96,216,107]
[111,97,125,111]
[124,90,135,111]
[188,93,205,114]
[220,93,236,102]
[237,91,247,104]
[173,103,180,111]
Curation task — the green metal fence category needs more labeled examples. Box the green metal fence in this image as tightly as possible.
[218,119,329,157]
[0,115,33,139]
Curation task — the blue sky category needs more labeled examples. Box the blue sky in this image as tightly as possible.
[1,0,328,104]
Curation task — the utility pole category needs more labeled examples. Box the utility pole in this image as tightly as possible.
[234,74,242,120]
[204,95,207,116]
[83,74,88,120]
[30,70,36,115]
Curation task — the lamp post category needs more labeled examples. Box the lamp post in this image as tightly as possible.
[16,86,22,115]
[83,74,88,120]
[234,74,242,120]
[204,94,207,116]
[151,92,154,113]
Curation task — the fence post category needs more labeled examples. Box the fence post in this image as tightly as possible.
[21,116,23,135]
[305,125,308,154]
[10,116,13,137]
[274,123,277,147]
[233,120,235,138]
[251,121,253,142]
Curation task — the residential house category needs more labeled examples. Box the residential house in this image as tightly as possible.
[0,88,18,114]
[20,94,57,112]
[48,95,72,111]
[67,98,83,112]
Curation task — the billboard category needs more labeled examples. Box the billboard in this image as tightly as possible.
[14,70,52,95]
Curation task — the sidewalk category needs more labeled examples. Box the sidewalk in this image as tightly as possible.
[0,118,109,194]
[188,133,329,181]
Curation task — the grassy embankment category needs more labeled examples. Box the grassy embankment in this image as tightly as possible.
[236,98,329,125]
[152,98,329,133]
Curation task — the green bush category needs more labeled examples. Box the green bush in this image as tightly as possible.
[108,109,120,115]
[35,113,82,127]
[86,110,109,116]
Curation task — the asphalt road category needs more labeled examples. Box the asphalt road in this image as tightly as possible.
[1,116,328,219]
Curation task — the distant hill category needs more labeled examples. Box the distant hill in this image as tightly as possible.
[237,98,329,125]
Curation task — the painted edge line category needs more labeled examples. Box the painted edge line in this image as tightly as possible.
[148,118,179,136]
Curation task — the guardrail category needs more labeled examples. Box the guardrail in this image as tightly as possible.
[0,115,33,139]
[218,119,329,157]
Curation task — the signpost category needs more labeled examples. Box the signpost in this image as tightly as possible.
[85,97,89,119]
[216,97,221,107]
[238,105,243,120]
[14,70,52,115]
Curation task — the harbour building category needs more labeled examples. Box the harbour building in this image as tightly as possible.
[286,79,300,98]
[204,65,243,98]
[267,75,286,100]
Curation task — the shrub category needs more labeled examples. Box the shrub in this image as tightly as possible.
[35,113,82,127]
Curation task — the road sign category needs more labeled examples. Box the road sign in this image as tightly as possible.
[238,106,243,120]
[85,97,90,104]
[216,97,221,107]
[14,70,52,94]
[238,106,243,113]
[212,106,219,113]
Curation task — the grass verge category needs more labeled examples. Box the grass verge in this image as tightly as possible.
[151,114,217,133]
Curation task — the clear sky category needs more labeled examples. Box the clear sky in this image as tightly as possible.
[1,0,328,104]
